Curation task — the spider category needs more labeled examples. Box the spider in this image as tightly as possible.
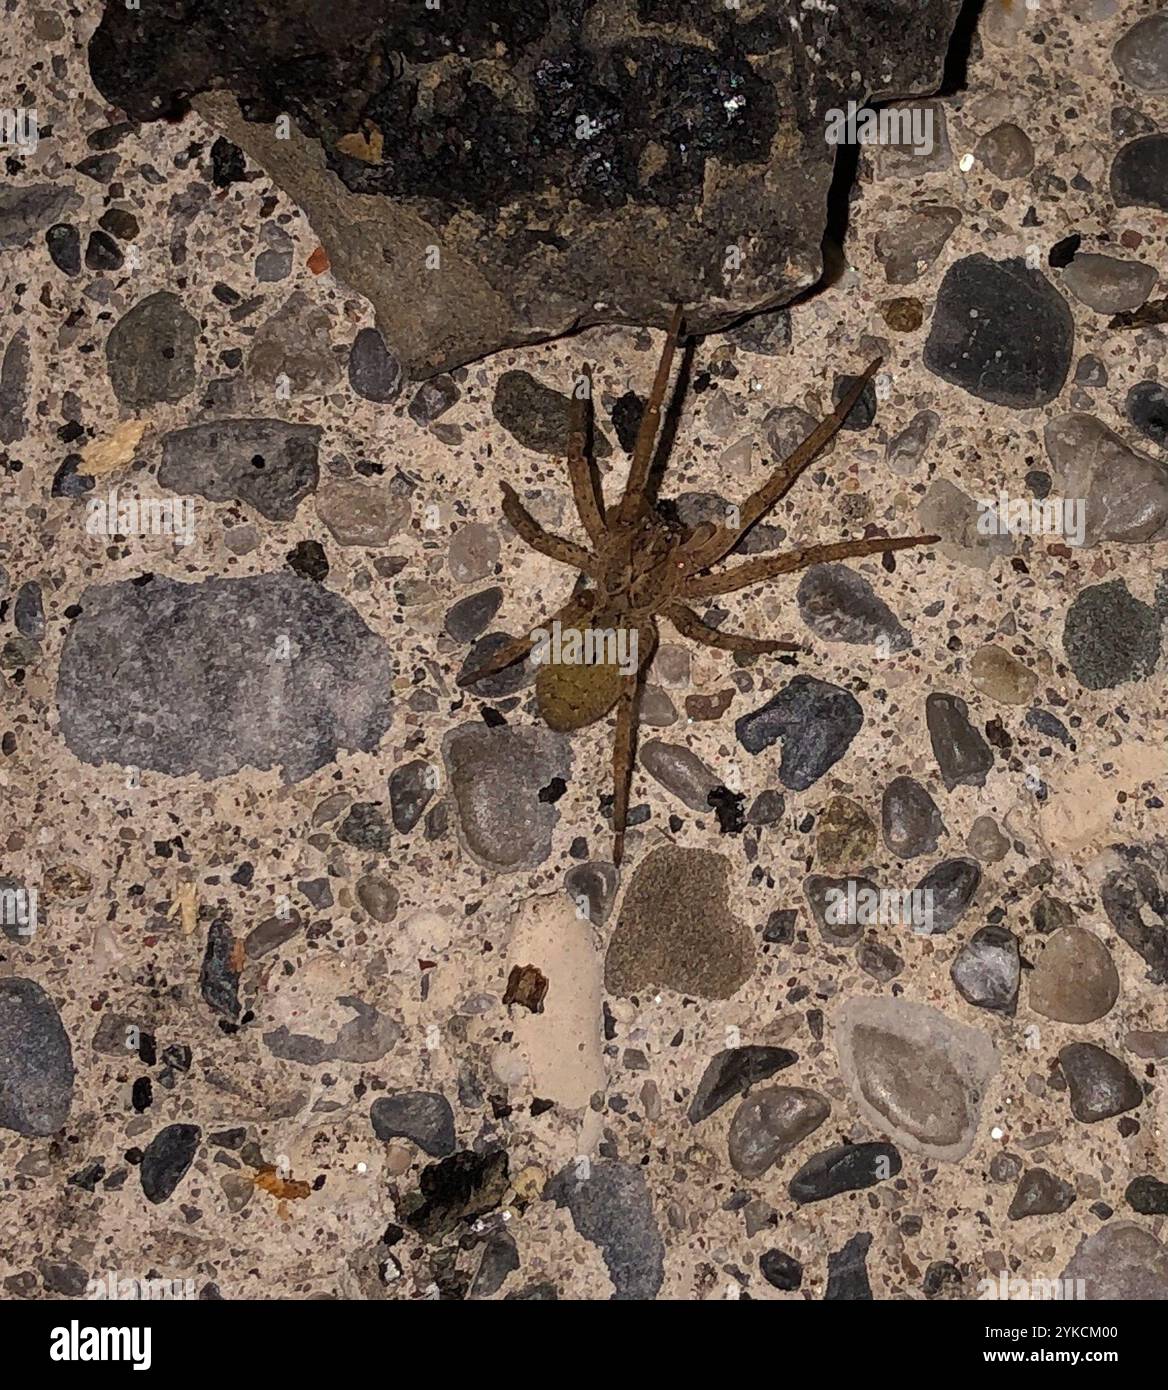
[458,305,939,865]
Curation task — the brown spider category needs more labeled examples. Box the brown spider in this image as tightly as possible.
[458,305,939,865]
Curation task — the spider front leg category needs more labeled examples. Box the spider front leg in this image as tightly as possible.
[683,361,883,572]
[664,601,799,654]
[457,591,596,688]
[683,533,940,600]
[564,363,608,543]
[500,482,600,575]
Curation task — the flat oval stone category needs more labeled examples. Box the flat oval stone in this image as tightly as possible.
[924,255,1074,407]
[1029,927,1119,1023]
[835,996,997,1161]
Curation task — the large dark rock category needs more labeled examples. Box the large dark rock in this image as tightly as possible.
[88,0,964,376]
[57,573,394,783]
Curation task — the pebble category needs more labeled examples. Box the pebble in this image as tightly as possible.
[875,205,960,284]
[824,1232,873,1301]
[1063,580,1161,688]
[1100,847,1168,983]
[200,918,241,1020]
[605,845,752,1000]
[880,297,925,333]
[0,979,75,1136]
[1126,380,1168,453]
[789,1142,902,1203]
[492,370,610,457]
[728,1087,830,1178]
[370,1092,455,1157]
[950,925,1019,1013]
[0,184,81,250]
[1111,134,1168,211]
[408,375,460,426]
[925,692,993,789]
[348,326,404,403]
[105,291,198,407]
[160,418,322,521]
[1125,1030,1168,1059]
[46,222,82,276]
[881,776,944,858]
[406,1150,509,1241]
[688,1045,798,1123]
[0,331,29,444]
[831,373,877,429]
[724,308,792,355]
[858,939,904,982]
[969,644,1038,705]
[746,788,785,825]
[796,564,910,650]
[816,795,876,870]
[57,574,393,783]
[471,1231,520,1298]
[337,802,392,851]
[448,522,500,583]
[1062,1223,1168,1300]
[975,123,1034,179]
[1044,412,1168,545]
[1113,12,1168,92]
[315,478,410,546]
[915,858,981,934]
[966,815,1010,862]
[917,477,1013,569]
[1061,252,1157,314]
[638,739,718,811]
[1125,1176,1168,1216]
[140,1123,200,1204]
[804,874,873,947]
[248,290,341,392]
[885,409,939,476]
[924,255,1074,407]
[387,759,434,833]
[764,404,832,466]
[735,675,863,791]
[245,911,302,959]
[1029,927,1119,1023]
[1007,1167,1076,1220]
[444,588,502,643]
[13,581,45,640]
[836,996,997,1161]
[442,723,571,871]
[564,861,619,925]
[1059,1042,1142,1122]
[545,1160,664,1301]
[759,1248,803,1292]
[356,874,399,923]
[285,539,326,582]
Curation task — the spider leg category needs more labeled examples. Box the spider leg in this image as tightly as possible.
[609,617,656,866]
[615,304,684,526]
[457,591,595,688]
[500,482,600,575]
[683,361,882,572]
[663,601,800,654]
[683,532,940,600]
[565,363,608,543]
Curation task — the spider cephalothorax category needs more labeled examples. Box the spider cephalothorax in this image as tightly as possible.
[459,306,939,863]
